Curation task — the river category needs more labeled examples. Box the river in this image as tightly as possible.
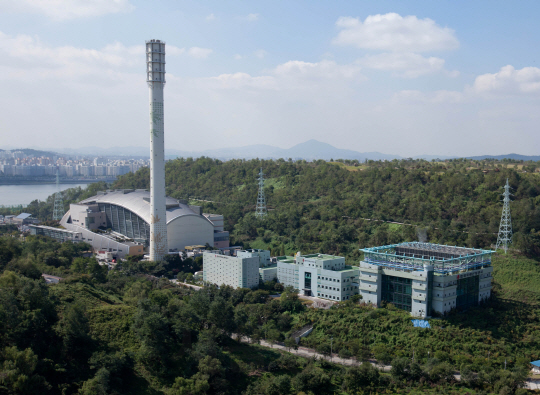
[0,183,91,206]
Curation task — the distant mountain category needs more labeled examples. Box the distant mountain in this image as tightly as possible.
[164,139,401,161]
[465,154,540,161]
[0,148,59,157]
[3,141,538,162]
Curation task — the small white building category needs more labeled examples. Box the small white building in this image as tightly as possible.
[277,253,360,302]
[531,360,540,374]
[202,251,259,289]
[237,249,271,266]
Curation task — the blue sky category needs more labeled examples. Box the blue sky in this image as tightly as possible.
[0,0,539,156]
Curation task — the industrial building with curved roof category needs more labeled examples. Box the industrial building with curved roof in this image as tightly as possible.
[59,189,228,257]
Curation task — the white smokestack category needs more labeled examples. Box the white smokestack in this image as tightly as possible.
[146,39,168,261]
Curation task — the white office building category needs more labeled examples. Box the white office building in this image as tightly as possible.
[277,253,360,302]
[203,251,259,289]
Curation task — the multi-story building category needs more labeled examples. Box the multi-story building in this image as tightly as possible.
[237,249,275,282]
[202,251,260,289]
[237,249,271,266]
[277,253,360,302]
[359,242,493,318]
[29,225,82,243]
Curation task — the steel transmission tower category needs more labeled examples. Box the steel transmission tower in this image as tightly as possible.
[255,168,267,219]
[52,169,64,221]
[496,178,513,253]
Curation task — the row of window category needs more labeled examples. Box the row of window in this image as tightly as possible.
[317,276,352,283]
[316,294,353,301]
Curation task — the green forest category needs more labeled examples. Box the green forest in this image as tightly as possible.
[0,234,538,394]
[1,157,539,394]
[112,157,540,261]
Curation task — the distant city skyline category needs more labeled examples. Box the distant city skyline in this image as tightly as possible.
[0,1,539,156]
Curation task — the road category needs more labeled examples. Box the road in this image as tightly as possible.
[236,335,539,390]
[170,279,202,291]
[171,281,539,390]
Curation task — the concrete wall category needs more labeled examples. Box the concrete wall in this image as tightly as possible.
[167,215,214,251]
[203,252,259,289]
[277,261,298,290]
[259,265,277,282]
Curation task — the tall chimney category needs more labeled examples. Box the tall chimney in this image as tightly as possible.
[146,39,168,261]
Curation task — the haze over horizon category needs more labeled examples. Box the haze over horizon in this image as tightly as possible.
[0,1,539,157]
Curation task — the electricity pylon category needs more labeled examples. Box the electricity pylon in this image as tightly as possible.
[255,168,267,219]
[496,178,512,253]
[52,169,65,221]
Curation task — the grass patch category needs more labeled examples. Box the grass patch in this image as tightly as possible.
[88,304,139,352]
[492,251,540,305]
[265,177,286,190]
[50,282,123,310]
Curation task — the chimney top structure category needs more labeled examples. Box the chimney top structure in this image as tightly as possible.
[146,39,168,261]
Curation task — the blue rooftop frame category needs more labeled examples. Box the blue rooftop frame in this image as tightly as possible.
[360,242,494,275]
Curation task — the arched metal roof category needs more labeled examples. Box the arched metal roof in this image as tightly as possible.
[78,190,212,226]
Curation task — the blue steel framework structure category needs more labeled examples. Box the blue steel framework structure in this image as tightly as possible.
[360,242,493,275]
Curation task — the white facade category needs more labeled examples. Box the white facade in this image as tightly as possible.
[147,39,168,261]
[61,190,219,254]
[203,252,259,289]
[237,249,271,267]
[259,265,278,282]
[358,257,493,318]
[277,253,360,302]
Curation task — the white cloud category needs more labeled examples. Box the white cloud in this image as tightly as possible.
[206,13,216,21]
[254,49,267,59]
[234,54,243,60]
[209,72,277,90]
[187,47,212,59]
[244,13,259,21]
[0,0,134,20]
[208,60,363,92]
[0,31,184,82]
[273,60,361,80]
[359,52,445,78]
[0,31,538,157]
[393,90,464,104]
[472,65,540,96]
[333,13,459,52]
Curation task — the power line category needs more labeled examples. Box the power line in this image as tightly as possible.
[255,167,267,219]
[496,178,513,253]
[52,169,65,221]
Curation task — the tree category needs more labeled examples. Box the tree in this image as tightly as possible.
[343,363,380,392]
[56,302,93,362]
[266,329,280,347]
[208,297,235,333]
[0,346,49,394]
[78,368,110,395]
[123,280,152,305]
[292,364,332,394]
[284,337,297,352]
[390,357,410,382]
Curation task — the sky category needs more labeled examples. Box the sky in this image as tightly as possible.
[0,0,539,157]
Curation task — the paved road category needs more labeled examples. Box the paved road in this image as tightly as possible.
[42,274,62,284]
[173,283,538,390]
[170,279,202,291]
[237,335,539,390]
[235,334,391,371]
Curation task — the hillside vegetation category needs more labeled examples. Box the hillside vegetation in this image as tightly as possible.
[112,157,540,262]
[0,235,538,394]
